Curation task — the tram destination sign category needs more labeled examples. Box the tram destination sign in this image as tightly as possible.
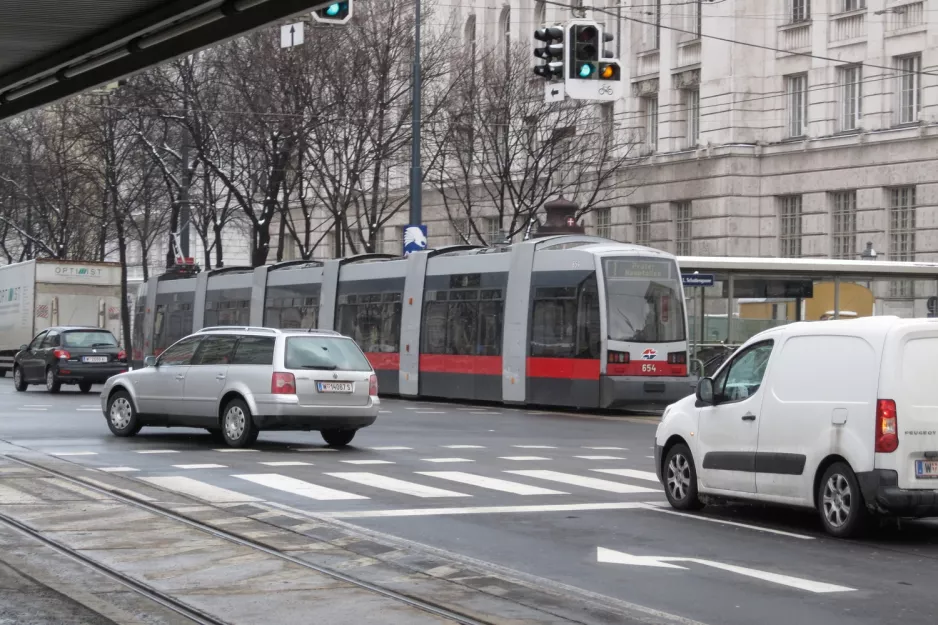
[604,259,672,280]
[723,279,814,299]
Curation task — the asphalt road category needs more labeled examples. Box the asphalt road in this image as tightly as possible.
[1,378,937,625]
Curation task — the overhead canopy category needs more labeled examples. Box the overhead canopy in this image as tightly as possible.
[0,0,329,120]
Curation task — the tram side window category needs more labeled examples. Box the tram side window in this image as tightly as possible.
[337,292,402,353]
[205,299,250,327]
[420,288,505,356]
[153,302,193,354]
[530,275,601,359]
[265,297,319,330]
[132,305,145,359]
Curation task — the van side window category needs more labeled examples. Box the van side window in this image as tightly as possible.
[713,340,774,403]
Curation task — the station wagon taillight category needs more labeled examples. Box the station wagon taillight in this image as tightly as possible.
[369,374,378,397]
[875,399,898,453]
[271,372,296,395]
[607,351,630,364]
[668,352,687,365]
[53,349,70,360]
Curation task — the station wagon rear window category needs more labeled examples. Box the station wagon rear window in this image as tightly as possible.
[285,337,372,372]
[63,330,118,348]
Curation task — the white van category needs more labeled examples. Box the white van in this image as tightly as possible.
[654,316,938,537]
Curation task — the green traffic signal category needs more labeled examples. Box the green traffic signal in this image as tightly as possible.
[578,63,595,78]
[570,24,600,79]
[313,0,351,23]
[325,3,341,15]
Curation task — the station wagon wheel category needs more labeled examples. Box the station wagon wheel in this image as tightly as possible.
[321,429,356,448]
[818,462,868,538]
[13,367,27,392]
[663,443,703,511]
[222,399,257,448]
[106,391,141,437]
[45,367,61,394]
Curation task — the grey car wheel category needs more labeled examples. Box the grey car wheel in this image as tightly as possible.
[106,391,141,437]
[46,368,61,394]
[13,367,26,392]
[221,399,257,448]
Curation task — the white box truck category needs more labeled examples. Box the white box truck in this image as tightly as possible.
[0,259,123,376]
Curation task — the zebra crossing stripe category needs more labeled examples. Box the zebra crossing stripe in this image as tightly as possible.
[417,471,566,495]
[141,476,261,503]
[234,474,367,501]
[505,470,658,494]
[326,472,470,498]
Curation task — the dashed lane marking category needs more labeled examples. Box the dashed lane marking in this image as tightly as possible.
[173,464,228,469]
[512,445,556,449]
[367,446,412,451]
[259,461,312,467]
[584,446,628,451]
[421,458,474,464]
[574,455,627,461]
[212,448,258,453]
[98,467,139,473]
[135,450,179,454]
[340,460,395,465]
[442,445,485,449]
[50,451,98,457]
[499,456,550,461]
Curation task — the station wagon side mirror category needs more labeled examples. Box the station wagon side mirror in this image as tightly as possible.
[18,344,27,352]
[696,378,715,406]
[144,356,158,368]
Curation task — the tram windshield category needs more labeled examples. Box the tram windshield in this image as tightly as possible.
[602,257,686,343]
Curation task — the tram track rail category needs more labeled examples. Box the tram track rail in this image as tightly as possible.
[5,454,501,625]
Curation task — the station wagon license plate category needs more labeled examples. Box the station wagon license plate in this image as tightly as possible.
[317,382,353,394]
[915,460,938,479]
[82,356,108,363]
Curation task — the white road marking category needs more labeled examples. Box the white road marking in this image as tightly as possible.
[18,407,47,411]
[645,456,655,459]
[291,448,338,453]
[50,451,97,457]
[506,470,658,494]
[574,456,626,460]
[416,411,445,414]
[213,448,258,453]
[512,445,556,449]
[135,450,179,454]
[80,477,155,501]
[259,461,312,467]
[326,472,470,498]
[367,446,411,451]
[584,446,628,451]
[141,476,260,503]
[418,471,567,495]
[172,464,228,469]
[340,460,395,465]
[0,484,41,504]
[379,410,392,414]
[593,469,660,482]
[442,445,485,449]
[421,457,474,463]
[234,474,367,501]
[76,408,101,412]
[98,467,139,473]
[499,456,550,461]
[318,502,647,519]
[596,548,849,593]
[638,503,816,540]
[23,405,51,408]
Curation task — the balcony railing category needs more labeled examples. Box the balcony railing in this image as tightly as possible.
[886,2,925,32]
[778,22,812,52]
[636,50,660,76]
[677,40,701,67]
[830,11,866,42]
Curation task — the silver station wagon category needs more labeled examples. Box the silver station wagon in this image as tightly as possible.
[100,327,380,448]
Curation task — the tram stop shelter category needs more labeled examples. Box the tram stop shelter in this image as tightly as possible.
[677,255,938,376]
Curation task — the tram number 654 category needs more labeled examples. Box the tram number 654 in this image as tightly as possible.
[642,363,657,373]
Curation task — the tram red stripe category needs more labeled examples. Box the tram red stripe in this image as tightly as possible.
[365,352,400,370]
[419,354,502,375]
[526,357,601,380]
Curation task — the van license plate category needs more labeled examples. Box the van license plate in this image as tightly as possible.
[915,460,938,479]
[82,356,108,363]
[317,382,353,394]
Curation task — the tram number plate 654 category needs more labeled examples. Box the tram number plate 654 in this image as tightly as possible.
[641,363,657,373]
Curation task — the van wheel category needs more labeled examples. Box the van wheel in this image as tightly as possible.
[107,391,141,437]
[322,429,356,448]
[45,368,61,394]
[818,462,868,538]
[13,367,27,392]
[664,443,703,510]
[221,399,257,448]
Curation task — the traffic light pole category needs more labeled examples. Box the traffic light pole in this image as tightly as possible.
[409,0,422,227]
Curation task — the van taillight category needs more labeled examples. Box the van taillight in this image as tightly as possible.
[271,372,296,395]
[369,374,378,397]
[668,352,687,365]
[875,399,898,453]
[53,349,70,360]
[607,351,630,364]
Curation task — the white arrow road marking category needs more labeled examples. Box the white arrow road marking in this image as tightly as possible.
[597,548,855,594]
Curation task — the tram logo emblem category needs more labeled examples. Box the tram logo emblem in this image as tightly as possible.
[641,349,657,360]
[403,225,428,256]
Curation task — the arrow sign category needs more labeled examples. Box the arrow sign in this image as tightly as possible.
[544,82,565,103]
[281,22,305,48]
[597,548,855,594]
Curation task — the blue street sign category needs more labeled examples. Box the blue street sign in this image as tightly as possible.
[682,274,715,287]
[403,225,428,256]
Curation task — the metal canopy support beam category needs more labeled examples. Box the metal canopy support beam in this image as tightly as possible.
[833,277,841,320]
[0,0,333,120]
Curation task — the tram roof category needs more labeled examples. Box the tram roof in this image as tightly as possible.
[677,256,938,279]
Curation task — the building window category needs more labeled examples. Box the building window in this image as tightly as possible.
[830,191,856,259]
[778,195,803,258]
[633,205,651,246]
[888,187,916,298]
[790,0,810,22]
[484,217,502,245]
[643,96,659,150]
[673,202,692,256]
[896,54,921,125]
[499,7,511,58]
[838,65,861,131]
[594,207,612,239]
[685,89,700,147]
[786,74,808,138]
[841,0,865,11]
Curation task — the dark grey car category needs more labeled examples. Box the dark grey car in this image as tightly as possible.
[14,326,128,393]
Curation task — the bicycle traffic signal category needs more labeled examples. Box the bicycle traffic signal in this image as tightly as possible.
[312,1,352,24]
[563,20,623,102]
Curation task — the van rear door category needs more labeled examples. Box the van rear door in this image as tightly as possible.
[887,332,938,489]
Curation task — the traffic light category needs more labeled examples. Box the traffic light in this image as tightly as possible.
[570,24,600,80]
[533,26,565,81]
[312,0,352,24]
[599,62,620,81]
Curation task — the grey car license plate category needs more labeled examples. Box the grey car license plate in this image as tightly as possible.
[317,382,353,393]
[82,356,108,363]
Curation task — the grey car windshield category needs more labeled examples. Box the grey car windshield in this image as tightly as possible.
[285,337,372,371]
[603,258,686,343]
